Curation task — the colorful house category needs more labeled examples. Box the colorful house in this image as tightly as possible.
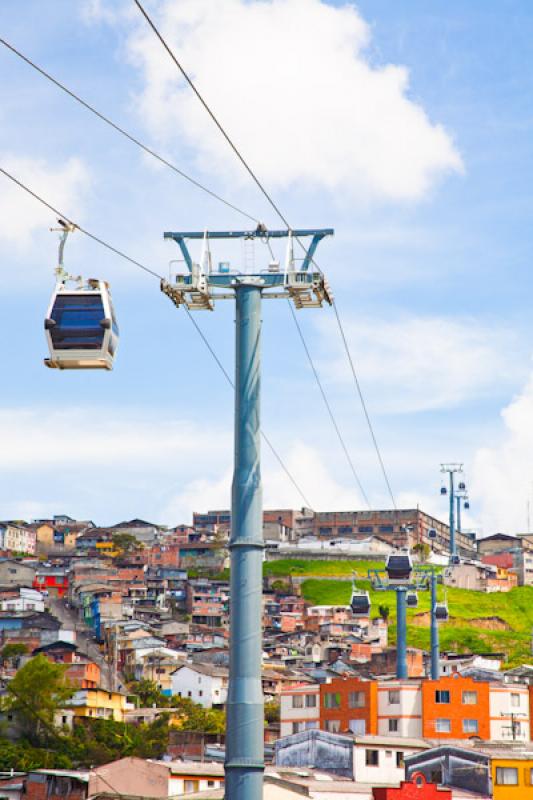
[69,688,128,722]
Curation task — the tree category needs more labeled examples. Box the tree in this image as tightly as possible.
[1,643,28,666]
[112,533,139,553]
[3,654,75,746]
[128,679,172,708]
[378,604,390,623]
[413,542,430,564]
[264,700,280,724]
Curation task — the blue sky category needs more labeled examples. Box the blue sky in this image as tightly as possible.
[1,0,533,532]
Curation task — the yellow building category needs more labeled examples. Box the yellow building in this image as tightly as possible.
[95,541,120,558]
[69,688,128,722]
[492,754,533,799]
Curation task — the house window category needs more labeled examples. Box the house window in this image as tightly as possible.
[388,690,400,705]
[435,690,450,704]
[198,691,203,698]
[365,750,379,766]
[349,719,366,735]
[379,525,394,533]
[388,718,399,733]
[207,781,215,788]
[349,691,365,708]
[324,719,340,732]
[396,751,404,768]
[305,694,317,708]
[292,695,304,709]
[324,692,340,709]
[358,526,373,533]
[292,722,302,734]
[435,719,451,733]
[462,691,477,705]
[463,719,478,734]
[511,693,520,707]
[187,691,192,698]
[496,767,518,785]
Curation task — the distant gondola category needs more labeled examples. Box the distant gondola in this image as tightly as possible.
[350,589,371,617]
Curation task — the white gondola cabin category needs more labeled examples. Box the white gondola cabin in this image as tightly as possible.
[44,279,119,370]
[350,589,371,617]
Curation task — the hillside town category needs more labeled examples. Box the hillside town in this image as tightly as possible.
[0,508,532,799]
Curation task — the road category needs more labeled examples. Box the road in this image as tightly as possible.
[48,596,116,691]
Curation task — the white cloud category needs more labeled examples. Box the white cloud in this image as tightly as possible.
[125,0,462,202]
[0,154,90,248]
[471,374,533,535]
[80,0,124,25]
[317,314,523,413]
[0,405,367,523]
[0,407,230,471]
[163,440,366,521]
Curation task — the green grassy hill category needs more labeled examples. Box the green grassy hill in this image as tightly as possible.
[264,558,533,667]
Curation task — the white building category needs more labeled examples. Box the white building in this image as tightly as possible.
[489,683,530,741]
[165,761,225,795]
[280,683,320,737]
[377,681,422,738]
[0,587,44,612]
[352,734,429,785]
[0,523,36,555]
[171,663,229,708]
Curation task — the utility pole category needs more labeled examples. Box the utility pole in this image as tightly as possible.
[162,227,333,800]
[430,571,439,680]
[440,464,463,564]
[396,588,408,679]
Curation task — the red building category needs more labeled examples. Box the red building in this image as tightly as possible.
[33,568,68,598]
[373,774,451,799]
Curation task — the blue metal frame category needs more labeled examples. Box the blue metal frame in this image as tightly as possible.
[164,228,333,273]
[368,566,442,679]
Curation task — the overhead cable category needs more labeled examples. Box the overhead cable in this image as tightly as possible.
[0,37,258,225]
[132,0,290,230]
[0,165,312,510]
[287,301,370,508]
[332,301,396,509]
[133,0,395,507]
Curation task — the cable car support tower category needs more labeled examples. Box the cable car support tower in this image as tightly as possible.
[162,227,333,800]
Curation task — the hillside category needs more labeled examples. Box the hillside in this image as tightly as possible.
[265,558,533,667]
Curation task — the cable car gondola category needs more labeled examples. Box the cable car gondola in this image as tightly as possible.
[385,548,413,586]
[428,528,437,540]
[406,591,418,608]
[350,589,371,617]
[44,221,119,370]
[450,554,461,566]
[435,601,449,622]
[440,486,447,495]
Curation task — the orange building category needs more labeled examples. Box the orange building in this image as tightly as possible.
[320,677,378,735]
[421,675,490,740]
